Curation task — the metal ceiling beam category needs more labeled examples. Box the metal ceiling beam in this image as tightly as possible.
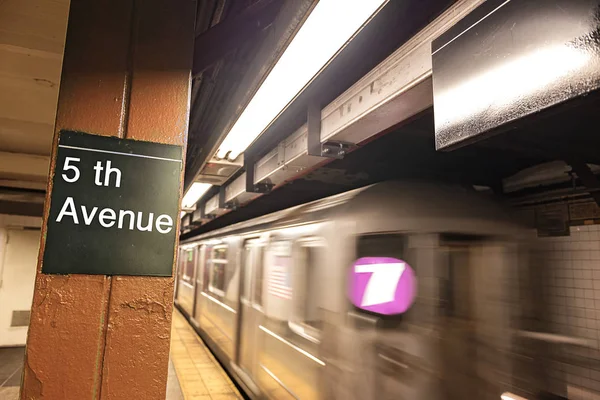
[194,0,225,37]
[0,179,47,191]
[0,151,49,183]
[0,187,45,202]
[0,187,45,217]
[0,200,44,217]
[192,0,284,75]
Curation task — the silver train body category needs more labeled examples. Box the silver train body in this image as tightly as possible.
[175,181,553,400]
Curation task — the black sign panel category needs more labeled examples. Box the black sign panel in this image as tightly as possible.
[432,0,600,150]
[535,203,570,237]
[42,131,182,276]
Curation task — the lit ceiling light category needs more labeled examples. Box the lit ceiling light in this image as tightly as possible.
[181,182,212,209]
[216,0,388,161]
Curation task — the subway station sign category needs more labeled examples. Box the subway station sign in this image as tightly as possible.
[42,131,182,276]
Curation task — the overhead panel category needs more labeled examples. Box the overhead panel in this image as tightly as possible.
[432,0,600,151]
[191,207,211,226]
[195,156,243,186]
[224,173,260,205]
[204,193,228,217]
[254,126,325,186]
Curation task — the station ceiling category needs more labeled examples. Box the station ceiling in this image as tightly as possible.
[0,0,69,189]
[0,0,69,215]
[0,0,306,216]
[1,0,458,217]
[3,0,599,223]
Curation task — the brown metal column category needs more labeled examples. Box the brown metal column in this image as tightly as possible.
[21,1,195,399]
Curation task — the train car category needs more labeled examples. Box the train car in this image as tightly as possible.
[175,181,558,400]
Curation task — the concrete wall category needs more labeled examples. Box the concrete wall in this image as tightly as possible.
[0,214,41,347]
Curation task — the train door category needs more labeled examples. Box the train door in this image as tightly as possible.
[238,237,266,380]
[437,235,515,400]
[255,235,325,400]
[177,245,197,317]
[346,233,516,400]
[347,233,439,400]
[192,245,206,323]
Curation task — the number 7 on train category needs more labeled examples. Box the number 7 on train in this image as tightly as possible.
[350,257,416,315]
[355,262,405,307]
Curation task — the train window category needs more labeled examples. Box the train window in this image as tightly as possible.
[289,238,325,342]
[242,245,253,301]
[265,241,293,303]
[208,245,227,297]
[182,247,196,284]
[242,241,265,306]
[438,235,490,321]
[202,245,211,291]
[438,234,490,320]
[195,245,205,288]
[177,249,186,279]
[356,234,406,260]
[443,246,473,320]
[253,246,265,307]
[354,234,415,328]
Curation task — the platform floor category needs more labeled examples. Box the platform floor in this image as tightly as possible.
[0,308,242,400]
[167,308,243,400]
[0,346,23,400]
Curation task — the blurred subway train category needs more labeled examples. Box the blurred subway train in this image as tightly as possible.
[174,181,566,400]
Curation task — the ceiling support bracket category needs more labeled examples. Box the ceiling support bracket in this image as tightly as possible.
[307,102,352,159]
[218,186,232,210]
[191,205,213,225]
[568,160,600,207]
[245,156,274,194]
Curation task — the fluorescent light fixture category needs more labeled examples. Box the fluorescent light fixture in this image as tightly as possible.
[216,0,387,161]
[181,182,212,209]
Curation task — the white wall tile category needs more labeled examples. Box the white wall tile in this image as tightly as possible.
[536,224,600,394]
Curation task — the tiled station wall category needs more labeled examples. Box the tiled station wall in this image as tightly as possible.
[527,200,600,399]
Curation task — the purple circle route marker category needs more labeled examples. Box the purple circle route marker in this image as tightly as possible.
[349,257,416,315]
